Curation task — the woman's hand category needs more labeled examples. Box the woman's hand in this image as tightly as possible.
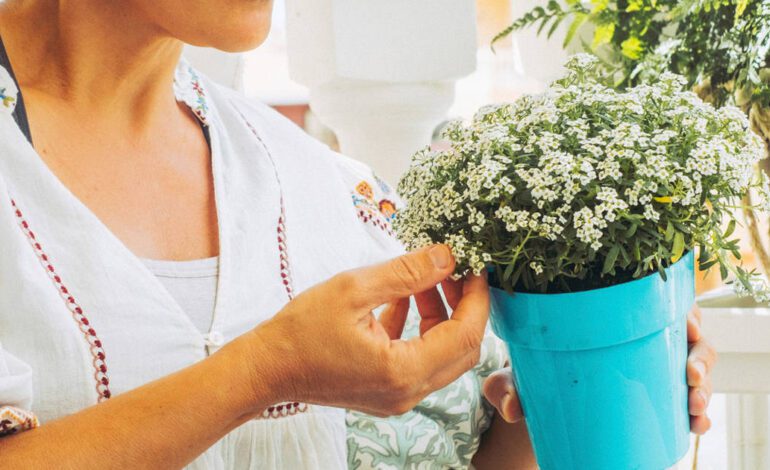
[687,305,717,434]
[244,244,490,417]
[483,305,717,432]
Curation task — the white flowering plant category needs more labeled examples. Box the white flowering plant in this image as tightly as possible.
[395,54,770,297]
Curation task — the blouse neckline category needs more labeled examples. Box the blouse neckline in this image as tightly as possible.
[0,36,215,129]
[0,36,30,144]
[141,256,220,279]
[0,47,229,345]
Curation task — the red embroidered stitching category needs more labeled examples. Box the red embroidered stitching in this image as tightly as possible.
[10,199,112,402]
[235,111,296,301]
[355,208,395,236]
[0,406,39,436]
[234,107,309,419]
[260,402,308,419]
[277,209,293,300]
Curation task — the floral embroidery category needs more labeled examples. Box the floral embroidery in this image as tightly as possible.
[374,174,392,195]
[173,62,210,126]
[0,66,17,114]
[187,69,209,125]
[352,178,399,234]
[352,192,394,236]
[355,181,375,200]
[0,91,14,110]
[378,199,397,221]
[0,406,39,436]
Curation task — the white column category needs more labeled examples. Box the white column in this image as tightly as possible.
[699,290,770,469]
[507,0,588,94]
[285,0,478,184]
[727,395,770,469]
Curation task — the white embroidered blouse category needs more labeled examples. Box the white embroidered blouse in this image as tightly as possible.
[0,61,506,469]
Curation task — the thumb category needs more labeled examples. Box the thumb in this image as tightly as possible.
[345,245,456,310]
[483,369,523,423]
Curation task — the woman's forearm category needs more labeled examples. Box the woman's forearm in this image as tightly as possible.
[0,247,494,469]
[0,337,273,469]
[472,413,537,470]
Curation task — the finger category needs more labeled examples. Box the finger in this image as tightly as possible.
[415,287,449,336]
[687,310,702,344]
[441,278,463,310]
[691,305,702,325]
[449,274,490,324]
[483,369,514,407]
[345,245,456,310]
[499,390,524,424]
[689,385,711,416]
[687,340,717,388]
[379,297,411,339]
[690,414,712,435]
[483,369,523,423]
[406,275,490,389]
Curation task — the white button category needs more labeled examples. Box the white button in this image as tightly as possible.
[206,331,225,347]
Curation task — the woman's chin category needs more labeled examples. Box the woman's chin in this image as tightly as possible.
[186,23,272,53]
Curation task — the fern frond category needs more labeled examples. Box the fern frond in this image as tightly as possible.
[492,0,586,51]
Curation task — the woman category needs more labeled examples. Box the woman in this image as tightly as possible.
[0,1,715,469]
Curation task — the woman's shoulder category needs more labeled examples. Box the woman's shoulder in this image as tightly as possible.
[205,79,328,157]
[191,67,406,258]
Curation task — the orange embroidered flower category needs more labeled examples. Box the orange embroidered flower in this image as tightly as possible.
[356,181,374,200]
[379,199,397,220]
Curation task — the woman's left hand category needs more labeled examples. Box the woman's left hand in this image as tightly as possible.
[686,305,717,434]
[483,305,717,434]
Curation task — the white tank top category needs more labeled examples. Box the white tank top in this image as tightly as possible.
[141,257,218,334]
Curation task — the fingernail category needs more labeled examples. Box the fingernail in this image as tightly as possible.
[500,392,520,422]
[500,393,513,419]
[698,389,709,407]
[429,245,450,269]
[694,361,706,380]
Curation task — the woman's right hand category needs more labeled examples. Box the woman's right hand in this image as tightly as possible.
[243,244,490,417]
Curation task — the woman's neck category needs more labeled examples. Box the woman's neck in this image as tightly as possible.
[0,0,183,123]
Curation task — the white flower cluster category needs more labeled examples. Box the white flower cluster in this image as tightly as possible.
[395,54,769,294]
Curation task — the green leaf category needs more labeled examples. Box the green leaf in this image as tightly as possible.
[698,246,710,264]
[510,264,525,290]
[563,12,587,47]
[736,0,749,17]
[603,245,621,274]
[621,36,645,60]
[700,259,719,270]
[672,232,685,263]
[548,15,565,39]
[625,222,638,238]
[619,244,631,264]
[503,262,516,281]
[592,23,615,49]
[724,219,736,238]
[626,0,643,12]
[665,220,675,242]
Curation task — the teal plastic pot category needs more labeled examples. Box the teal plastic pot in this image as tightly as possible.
[489,252,693,470]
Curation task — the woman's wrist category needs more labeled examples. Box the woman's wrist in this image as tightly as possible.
[216,320,301,421]
[211,331,286,422]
